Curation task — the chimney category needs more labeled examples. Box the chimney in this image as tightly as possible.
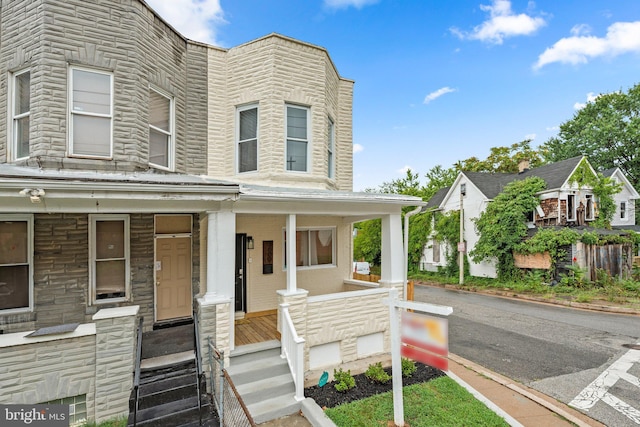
[518,159,530,173]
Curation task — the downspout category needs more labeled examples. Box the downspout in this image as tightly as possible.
[404,205,424,300]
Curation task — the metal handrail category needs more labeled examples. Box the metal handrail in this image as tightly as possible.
[193,312,203,425]
[132,316,144,427]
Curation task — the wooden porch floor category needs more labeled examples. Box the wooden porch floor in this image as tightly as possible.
[235,313,279,346]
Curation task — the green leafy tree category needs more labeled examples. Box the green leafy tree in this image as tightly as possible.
[471,177,547,280]
[456,140,544,173]
[541,83,640,188]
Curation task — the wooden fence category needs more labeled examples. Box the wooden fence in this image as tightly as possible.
[352,272,414,301]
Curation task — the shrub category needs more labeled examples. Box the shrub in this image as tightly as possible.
[401,358,417,378]
[333,368,355,392]
[365,362,391,384]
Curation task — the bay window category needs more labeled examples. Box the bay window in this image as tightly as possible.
[286,105,309,172]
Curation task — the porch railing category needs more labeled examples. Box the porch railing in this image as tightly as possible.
[193,312,204,426]
[279,303,305,401]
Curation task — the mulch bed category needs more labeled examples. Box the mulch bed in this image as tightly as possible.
[304,363,445,408]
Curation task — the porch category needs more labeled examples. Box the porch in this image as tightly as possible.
[235,312,279,346]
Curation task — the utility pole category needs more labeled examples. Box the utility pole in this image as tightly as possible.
[459,183,465,285]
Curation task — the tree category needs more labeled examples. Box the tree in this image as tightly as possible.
[471,177,547,280]
[541,83,640,188]
[455,140,544,173]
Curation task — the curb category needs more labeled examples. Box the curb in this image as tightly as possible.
[301,398,337,427]
[416,281,640,316]
[449,353,603,427]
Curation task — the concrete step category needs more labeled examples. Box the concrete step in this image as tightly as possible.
[236,372,295,406]
[227,353,290,386]
[229,343,281,365]
[246,394,301,425]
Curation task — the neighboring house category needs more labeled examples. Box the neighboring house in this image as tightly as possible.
[0,0,422,423]
[420,156,640,278]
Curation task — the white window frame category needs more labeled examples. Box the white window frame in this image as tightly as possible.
[620,201,627,220]
[89,214,130,304]
[567,194,576,221]
[148,86,175,171]
[283,227,336,270]
[585,195,594,221]
[0,214,34,314]
[68,66,113,159]
[285,104,311,173]
[327,116,335,179]
[9,69,30,161]
[236,104,259,174]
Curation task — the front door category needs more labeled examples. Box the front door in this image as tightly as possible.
[235,234,247,313]
[156,236,192,321]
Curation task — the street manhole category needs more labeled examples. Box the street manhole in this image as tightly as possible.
[622,344,640,350]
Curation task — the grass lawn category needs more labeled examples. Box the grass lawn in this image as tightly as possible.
[324,376,509,427]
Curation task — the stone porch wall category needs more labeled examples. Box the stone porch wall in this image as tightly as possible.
[0,306,139,424]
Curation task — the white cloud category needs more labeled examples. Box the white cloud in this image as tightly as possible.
[524,133,536,141]
[546,126,559,131]
[397,165,412,174]
[353,143,364,154]
[573,92,600,110]
[324,0,378,9]
[534,21,640,70]
[570,24,591,37]
[145,0,225,45]
[451,0,546,44]
[424,86,457,104]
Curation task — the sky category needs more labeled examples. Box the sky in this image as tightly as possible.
[146,0,640,191]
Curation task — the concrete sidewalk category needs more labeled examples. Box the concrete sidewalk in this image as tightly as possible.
[260,353,604,426]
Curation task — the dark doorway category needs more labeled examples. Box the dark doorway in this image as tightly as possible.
[235,234,247,313]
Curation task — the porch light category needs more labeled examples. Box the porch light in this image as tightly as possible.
[247,236,254,249]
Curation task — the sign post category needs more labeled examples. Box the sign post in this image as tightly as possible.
[385,287,453,426]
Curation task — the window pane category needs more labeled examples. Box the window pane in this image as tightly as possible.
[149,128,169,167]
[0,221,28,264]
[239,108,257,141]
[95,260,125,299]
[96,220,124,259]
[287,107,307,139]
[150,90,170,131]
[286,140,307,171]
[15,116,29,158]
[239,139,257,172]
[310,230,333,265]
[296,231,308,266]
[73,115,111,156]
[0,265,29,310]
[72,69,110,114]
[15,72,30,115]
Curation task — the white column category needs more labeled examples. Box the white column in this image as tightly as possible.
[380,213,404,286]
[203,210,236,302]
[286,214,297,293]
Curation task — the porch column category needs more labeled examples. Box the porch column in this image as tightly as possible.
[203,210,236,302]
[286,214,297,293]
[380,213,404,288]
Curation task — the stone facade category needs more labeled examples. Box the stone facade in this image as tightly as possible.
[207,34,354,191]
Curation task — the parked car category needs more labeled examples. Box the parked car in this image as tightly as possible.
[353,261,371,275]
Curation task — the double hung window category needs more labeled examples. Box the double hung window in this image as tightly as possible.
[284,228,335,268]
[237,105,258,173]
[327,117,335,178]
[90,215,129,302]
[11,70,30,160]
[70,68,113,158]
[286,105,309,172]
[0,215,32,312]
[149,88,174,169]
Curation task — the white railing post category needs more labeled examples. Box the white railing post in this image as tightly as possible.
[279,303,305,401]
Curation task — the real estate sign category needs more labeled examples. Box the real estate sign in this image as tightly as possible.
[401,311,449,370]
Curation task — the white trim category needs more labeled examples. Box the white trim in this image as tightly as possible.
[88,214,130,304]
[68,66,113,159]
[285,103,311,173]
[0,214,34,314]
[9,69,30,162]
[236,103,259,174]
[148,86,175,171]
